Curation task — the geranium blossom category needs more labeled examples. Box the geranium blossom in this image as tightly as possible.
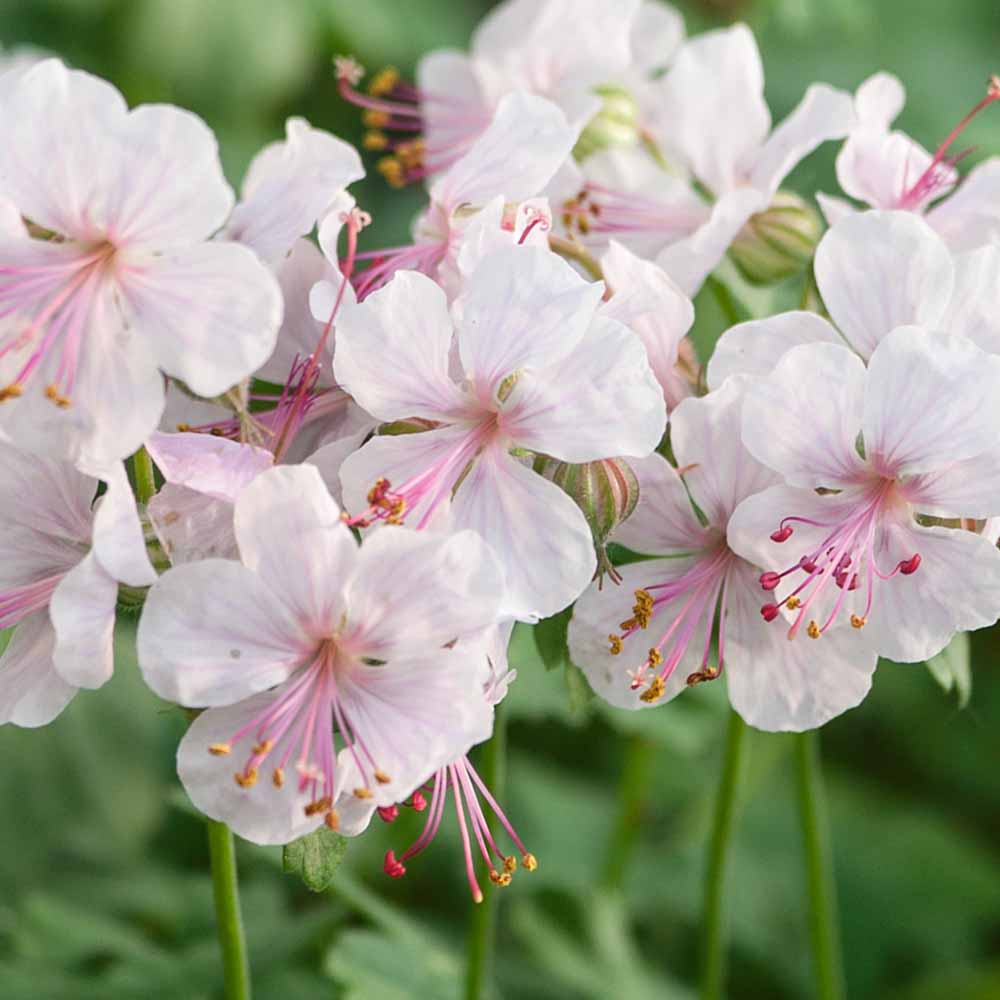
[569,378,875,731]
[0,443,155,726]
[728,327,1000,663]
[137,465,503,844]
[0,59,283,466]
[336,245,666,620]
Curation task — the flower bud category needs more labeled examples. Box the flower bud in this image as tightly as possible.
[538,457,639,584]
[728,191,822,285]
[574,85,641,160]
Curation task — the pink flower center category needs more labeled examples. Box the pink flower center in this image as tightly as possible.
[759,479,919,638]
[0,240,122,407]
[208,640,392,832]
[561,183,705,244]
[336,60,492,188]
[382,755,536,903]
[608,542,735,703]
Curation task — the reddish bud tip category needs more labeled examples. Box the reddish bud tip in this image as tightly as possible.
[410,791,427,812]
[377,805,399,823]
[899,553,921,575]
[759,571,781,591]
[383,850,406,878]
[761,603,781,622]
[770,525,793,543]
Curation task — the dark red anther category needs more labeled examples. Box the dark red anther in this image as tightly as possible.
[899,553,921,575]
[799,556,817,573]
[761,603,781,622]
[377,804,399,823]
[847,573,858,591]
[770,525,793,543]
[759,571,781,591]
[383,850,406,878]
[410,790,427,812]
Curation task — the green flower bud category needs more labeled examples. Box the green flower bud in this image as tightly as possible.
[574,85,641,160]
[728,191,822,285]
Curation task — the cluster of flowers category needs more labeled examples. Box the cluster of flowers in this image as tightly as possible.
[3,0,1000,902]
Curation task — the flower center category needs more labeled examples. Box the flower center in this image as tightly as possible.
[561,183,706,244]
[759,479,919,638]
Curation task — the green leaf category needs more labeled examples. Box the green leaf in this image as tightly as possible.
[925,632,972,708]
[282,826,349,892]
[533,607,572,671]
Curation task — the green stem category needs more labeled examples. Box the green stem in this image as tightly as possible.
[599,734,654,891]
[700,710,748,1000]
[706,274,745,330]
[795,731,846,1000]
[207,820,252,1000]
[131,446,157,505]
[463,704,507,1000]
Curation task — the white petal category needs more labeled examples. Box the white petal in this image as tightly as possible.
[741,342,867,488]
[343,528,503,658]
[671,377,780,528]
[121,241,283,398]
[0,610,77,727]
[137,558,313,707]
[502,314,665,462]
[450,444,596,621]
[612,453,709,556]
[629,1,685,74]
[430,92,575,209]
[939,245,1000,353]
[225,117,364,267]
[49,551,117,689]
[926,158,1000,251]
[904,452,1000,521]
[750,84,856,200]
[724,561,876,731]
[707,311,843,390]
[233,466,356,637]
[89,462,157,586]
[835,129,942,212]
[457,246,604,397]
[855,73,905,129]
[304,422,375,509]
[863,326,1000,477]
[333,269,466,422]
[145,431,272,502]
[656,24,770,195]
[815,191,857,228]
[815,210,954,359]
[862,522,1000,662]
[416,50,490,167]
[177,691,323,845]
[147,486,239,565]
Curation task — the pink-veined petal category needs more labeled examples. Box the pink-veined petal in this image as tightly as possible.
[939,245,1000,353]
[925,158,1000,252]
[0,610,77,727]
[145,431,272,502]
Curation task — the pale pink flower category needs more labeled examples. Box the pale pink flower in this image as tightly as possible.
[555,24,854,293]
[335,246,666,620]
[0,443,155,726]
[818,73,1000,251]
[137,465,503,845]
[0,60,283,466]
[337,0,641,183]
[708,210,1000,387]
[569,378,875,731]
[728,327,1000,664]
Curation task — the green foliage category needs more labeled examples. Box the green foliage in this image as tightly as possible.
[924,632,972,708]
[282,826,350,893]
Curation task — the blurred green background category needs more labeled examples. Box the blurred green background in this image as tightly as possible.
[1,0,999,997]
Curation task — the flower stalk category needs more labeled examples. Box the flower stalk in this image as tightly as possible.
[207,819,253,1000]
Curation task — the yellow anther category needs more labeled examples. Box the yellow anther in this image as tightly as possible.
[608,634,623,655]
[647,648,663,668]
[489,869,513,887]
[522,853,538,872]
[325,809,341,831]
[634,589,653,609]
[208,743,232,756]
[45,384,71,408]
[503,856,517,874]
[251,739,274,756]
[639,676,666,703]
[362,110,391,127]
[785,596,801,610]
[175,422,191,432]
[374,769,392,785]
[368,67,399,97]
[619,617,639,632]
[0,383,23,402]
[363,130,388,151]
[353,786,374,799]
[396,139,425,169]
[850,614,867,629]
[304,796,333,817]
[272,767,285,788]
[234,768,259,788]
[806,620,821,639]
[377,156,405,188]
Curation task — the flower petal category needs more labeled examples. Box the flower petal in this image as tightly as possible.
[814,210,953,359]
[741,341,867,488]
[0,610,77,727]
[137,558,313,707]
[855,73,905,129]
[90,461,157,586]
[502,314,665,462]
[938,245,1000,353]
[707,311,843,390]
[145,431,272,502]
[925,158,1000,251]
